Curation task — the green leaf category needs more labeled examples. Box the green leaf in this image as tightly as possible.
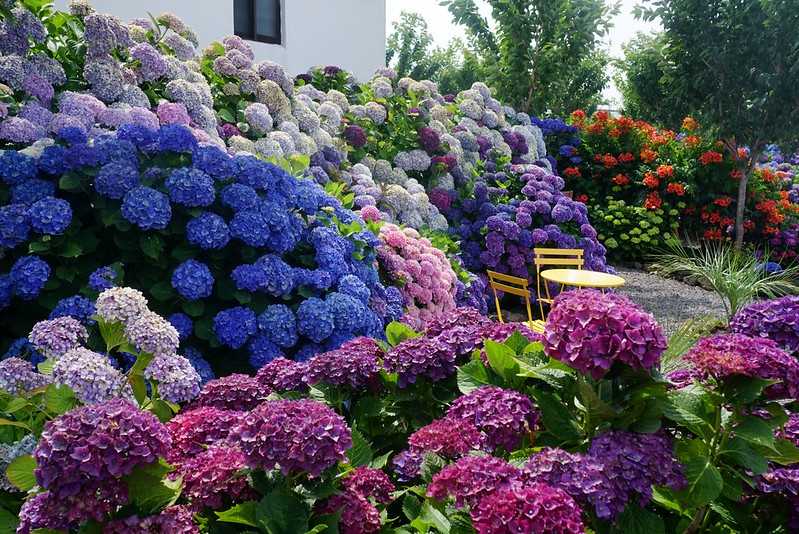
[182,300,205,317]
[402,494,422,521]
[123,459,181,514]
[385,321,420,346]
[216,501,259,527]
[0,418,32,432]
[680,455,723,506]
[0,507,19,533]
[148,399,176,423]
[37,359,54,375]
[721,376,776,404]
[613,505,665,534]
[503,331,530,353]
[456,359,493,394]
[764,438,799,466]
[149,281,175,302]
[347,428,373,467]
[720,437,768,475]
[59,240,83,258]
[58,174,82,191]
[44,384,77,415]
[219,108,236,123]
[420,453,446,483]
[483,339,519,382]
[256,487,310,534]
[734,416,776,449]
[129,375,147,406]
[420,501,450,533]
[5,454,36,491]
[139,235,164,260]
[531,390,582,442]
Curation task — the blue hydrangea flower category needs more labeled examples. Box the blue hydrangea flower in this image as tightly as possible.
[49,295,96,325]
[171,259,215,301]
[64,143,100,168]
[168,313,194,341]
[37,145,68,175]
[221,183,259,211]
[117,123,158,148]
[27,197,72,235]
[3,338,45,366]
[325,292,366,332]
[338,274,371,304]
[255,255,294,297]
[94,161,139,199]
[248,334,284,369]
[0,275,11,310]
[297,297,335,343]
[94,137,139,167]
[121,186,172,230]
[57,126,88,145]
[184,346,215,385]
[0,203,30,248]
[88,265,117,291]
[192,145,234,180]
[165,168,216,207]
[294,343,322,362]
[361,310,386,339]
[186,212,230,250]
[10,255,50,300]
[0,151,37,185]
[158,124,197,153]
[233,155,272,189]
[229,209,270,248]
[293,268,333,291]
[257,304,298,348]
[213,307,257,349]
[294,180,324,214]
[11,179,55,205]
[231,263,268,292]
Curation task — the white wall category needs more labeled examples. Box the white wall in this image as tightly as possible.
[54,0,386,81]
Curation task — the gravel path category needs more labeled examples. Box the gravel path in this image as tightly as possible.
[614,268,726,335]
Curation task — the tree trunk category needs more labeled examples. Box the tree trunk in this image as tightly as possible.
[733,167,749,250]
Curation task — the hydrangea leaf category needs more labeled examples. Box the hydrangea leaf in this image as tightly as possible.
[256,487,310,534]
[456,359,493,394]
[613,505,665,534]
[385,321,421,347]
[764,438,799,466]
[346,428,374,467]
[5,454,36,491]
[679,454,723,507]
[216,501,258,527]
[483,339,519,383]
[719,437,768,475]
[733,416,776,450]
[123,459,182,514]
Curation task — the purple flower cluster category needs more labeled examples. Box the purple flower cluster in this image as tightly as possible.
[471,482,585,534]
[306,336,383,389]
[384,335,457,387]
[231,399,352,477]
[178,446,256,511]
[103,505,199,534]
[427,455,521,508]
[684,333,799,399]
[166,406,244,464]
[28,316,88,358]
[255,357,308,392]
[731,296,799,354]
[318,491,382,534]
[190,373,269,411]
[446,386,539,451]
[52,348,128,404]
[343,467,396,504]
[544,289,667,379]
[0,357,49,394]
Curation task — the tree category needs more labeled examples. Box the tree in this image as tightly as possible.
[385,11,481,94]
[636,0,799,249]
[615,32,683,128]
[441,0,619,115]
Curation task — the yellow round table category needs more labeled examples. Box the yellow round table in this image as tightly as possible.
[540,269,625,289]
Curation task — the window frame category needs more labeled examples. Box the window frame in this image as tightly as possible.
[234,0,282,45]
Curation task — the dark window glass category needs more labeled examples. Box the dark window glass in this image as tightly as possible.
[234,0,281,44]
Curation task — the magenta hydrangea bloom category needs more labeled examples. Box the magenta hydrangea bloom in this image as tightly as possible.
[471,482,585,534]
[255,357,308,392]
[731,296,799,354]
[17,484,128,534]
[523,447,618,520]
[424,307,491,337]
[428,455,521,508]
[190,373,270,411]
[34,399,170,499]
[393,417,487,478]
[779,413,799,447]
[166,406,244,464]
[232,399,352,477]
[178,446,256,511]
[28,316,88,358]
[446,386,539,451]
[384,335,457,387]
[103,505,199,533]
[684,333,799,399]
[587,431,685,517]
[343,467,396,504]
[318,490,381,534]
[544,289,666,379]
[306,337,383,390]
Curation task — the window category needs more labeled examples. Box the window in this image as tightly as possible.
[234,0,281,45]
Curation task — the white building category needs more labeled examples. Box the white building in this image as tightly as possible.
[54,0,387,81]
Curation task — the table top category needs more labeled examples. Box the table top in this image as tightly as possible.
[540,269,626,288]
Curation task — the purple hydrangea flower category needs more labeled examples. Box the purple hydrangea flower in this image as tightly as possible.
[384,336,457,387]
[177,446,256,511]
[343,124,367,148]
[125,311,180,358]
[255,357,308,392]
[0,357,49,395]
[231,399,352,477]
[190,373,268,411]
[731,296,799,354]
[52,348,128,404]
[544,289,666,379]
[95,287,148,324]
[343,466,395,504]
[28,317,88,358]
[145,354,201,403]
[446,386,539,451]
[427,455,521,508]
[166,406,244,464]
[318,491,381,534]
[306,337,383,390]
[103,505,199,534]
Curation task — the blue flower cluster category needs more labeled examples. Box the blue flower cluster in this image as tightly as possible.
[0,124,400,370]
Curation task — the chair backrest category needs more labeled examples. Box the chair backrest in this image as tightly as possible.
[486,270,534,325]
[533,248,585,270]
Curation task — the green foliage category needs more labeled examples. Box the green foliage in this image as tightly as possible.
[636,0,799,247]
[652,241,799,322]
[441,0,619,114]
[591,198,679,261]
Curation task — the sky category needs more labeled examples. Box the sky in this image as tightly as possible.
[385,0,660,106]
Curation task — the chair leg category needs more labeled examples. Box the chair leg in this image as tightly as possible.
[524,295,534,327]
[492,287,504,323]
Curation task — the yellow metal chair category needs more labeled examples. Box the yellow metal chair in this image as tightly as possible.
[486,270,545,334]
[533,248,584,320]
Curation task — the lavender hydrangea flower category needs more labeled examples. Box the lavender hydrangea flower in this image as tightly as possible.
[125,311,180,358]
[731,296,799,354]
[428,455,521,508]
[0,357,49,395]
[446,386,539,451]
[145,354,201,403]
[384,336,457,387]
[231,399,352,477]
[306,337,383,390]
[130,42,168,81]
[544,289,666,379]
[28,317,88,358]
[95,286,149,325]
[52,348,128,404]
